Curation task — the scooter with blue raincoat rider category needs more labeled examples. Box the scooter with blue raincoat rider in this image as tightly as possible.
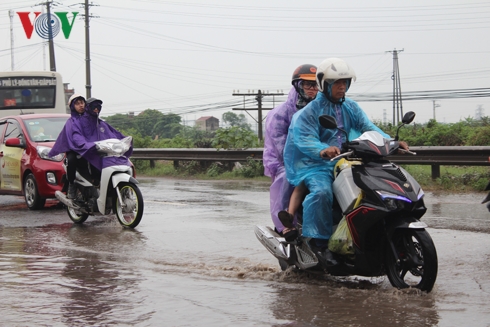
[283,57,409,268]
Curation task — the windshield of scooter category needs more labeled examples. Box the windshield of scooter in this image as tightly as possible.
[352,131,392,147]
[95,136,132,157]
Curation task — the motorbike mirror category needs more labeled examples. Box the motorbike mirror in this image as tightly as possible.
[319,115,337,129]
[402,111,416,125]
[395,111,416,140]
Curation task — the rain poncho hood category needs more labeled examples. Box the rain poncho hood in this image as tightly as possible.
[49,103,132,171]
[263,86,301,178]
[48,97,86,157]
[284,92,390,186]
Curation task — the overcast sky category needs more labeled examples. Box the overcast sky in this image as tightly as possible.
[1,0,490,127]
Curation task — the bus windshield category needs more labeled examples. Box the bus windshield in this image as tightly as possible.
[0,72,67,117]
[0,76,57,110]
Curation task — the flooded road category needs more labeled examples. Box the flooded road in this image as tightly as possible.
[1,178,489,326]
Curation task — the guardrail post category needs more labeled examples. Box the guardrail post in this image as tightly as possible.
[173,160,179,169]
[150,160,155,168]
[431,164,440,180]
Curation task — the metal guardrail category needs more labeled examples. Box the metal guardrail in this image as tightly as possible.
[131,148,264,161]
[131,146,490,179]
[132,146,490,165]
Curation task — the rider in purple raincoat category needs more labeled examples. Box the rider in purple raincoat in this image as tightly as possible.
[263,64,318,240]
[76,98,133,172]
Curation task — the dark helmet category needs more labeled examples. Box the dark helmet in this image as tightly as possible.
[291,64,317,85]
[86,97,103,116]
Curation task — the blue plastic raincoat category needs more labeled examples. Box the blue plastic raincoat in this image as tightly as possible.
[284,92,390,240]
[263,86,300,232]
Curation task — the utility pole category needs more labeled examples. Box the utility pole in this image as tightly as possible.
[232,89,284,140]
[387,48,403,124]
[36,1,57,71]
[9,10,14,70]
[475,105,484,120]
[80,0,98,98]
[432,100,440,121]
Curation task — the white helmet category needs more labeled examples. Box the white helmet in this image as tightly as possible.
[68,93,85,107]
[316,58,356,93]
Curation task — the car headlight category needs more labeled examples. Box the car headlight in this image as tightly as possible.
[37,146,64,162]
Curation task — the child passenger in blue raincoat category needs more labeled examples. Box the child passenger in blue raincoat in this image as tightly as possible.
[283,58,409,268]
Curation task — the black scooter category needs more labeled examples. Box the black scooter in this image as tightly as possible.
[255,111,438,292]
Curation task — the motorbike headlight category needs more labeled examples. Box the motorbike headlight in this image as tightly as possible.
[37,146,64,162]
[376,190,412,210]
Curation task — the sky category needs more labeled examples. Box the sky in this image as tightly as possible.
[1,0,490,129]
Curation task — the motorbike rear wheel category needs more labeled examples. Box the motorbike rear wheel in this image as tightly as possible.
[385,229,438,292]
[113,182,144,228]
[66,192,89,224]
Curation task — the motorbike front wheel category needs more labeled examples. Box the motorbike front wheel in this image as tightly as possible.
[385,229,438,292]
[113,182,144,228]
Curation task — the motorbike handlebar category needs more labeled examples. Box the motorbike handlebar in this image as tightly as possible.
[398,148,417,155]
[329,151,354,162]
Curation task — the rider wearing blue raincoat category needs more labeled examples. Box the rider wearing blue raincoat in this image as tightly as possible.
[284,58,393,265]
[263,64,318,238]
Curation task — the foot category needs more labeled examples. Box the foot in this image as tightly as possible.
[310,241,338,268]
[67,183,77,199]
[280,227,298,242]
[278,210,294,229]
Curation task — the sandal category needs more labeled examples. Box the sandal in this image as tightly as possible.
[281,227,298,242]
[278,210,294,229]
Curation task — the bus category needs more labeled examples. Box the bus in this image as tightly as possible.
[0,71,68,118]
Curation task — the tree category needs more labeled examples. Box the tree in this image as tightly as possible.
[103,113,135,131]
[222,111,251,130]
[212,126,259,150]
[134,110,182,139]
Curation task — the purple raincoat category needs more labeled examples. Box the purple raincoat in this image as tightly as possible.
[75,109,132,171]
[48,99,86,158]
[49,103,132,171]
[263,86,300,232]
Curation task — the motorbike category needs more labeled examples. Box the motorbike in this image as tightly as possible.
[55,136,144,228]
[255,111,438,292]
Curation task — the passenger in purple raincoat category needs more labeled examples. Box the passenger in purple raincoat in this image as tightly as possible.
[263,64,318,240]
[49,93,86,198]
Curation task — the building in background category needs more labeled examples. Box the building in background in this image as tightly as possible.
[195,116,219,132]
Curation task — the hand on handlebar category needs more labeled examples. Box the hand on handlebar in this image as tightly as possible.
[320,146,341,159]
[397,141,414,154]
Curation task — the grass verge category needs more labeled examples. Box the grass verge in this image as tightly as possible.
[135,160,490,192]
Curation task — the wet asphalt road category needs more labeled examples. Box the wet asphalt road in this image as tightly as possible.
[1,177,490,327]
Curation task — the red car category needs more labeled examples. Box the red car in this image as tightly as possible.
[0,113,69,209]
